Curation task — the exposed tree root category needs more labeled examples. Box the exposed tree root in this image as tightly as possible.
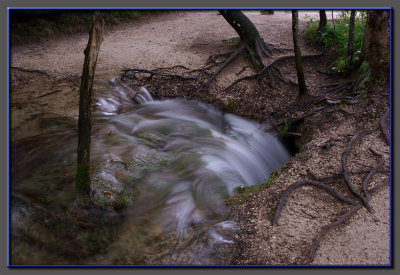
[198,44,245,91]
[273,109,390,265]
[379,109,390,145]
[369,177,390,195]
[11,66,51,78]
[272,179,356,226]
[324,80,355,95]
[122,68,198,80]
[341,127,379,212]
[362,148,385,200]
[299,175,389,265]
[365,88,390,111]
[208,51,235,63]
[224,51,324,91]
[307,168,389,183]
[299,204,362,265]
[120,42,323,94]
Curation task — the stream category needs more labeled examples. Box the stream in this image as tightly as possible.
[11,77,290,265]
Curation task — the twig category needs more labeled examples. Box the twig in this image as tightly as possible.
[37,90,63,98]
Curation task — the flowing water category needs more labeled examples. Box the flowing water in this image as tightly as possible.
[11,77,290,265]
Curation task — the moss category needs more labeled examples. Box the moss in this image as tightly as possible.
[226,162,291,205]
[112,194,135,211]
[226,36,240,48]
[277,118,292,138]
[219,99,238,113]
[75,164,90,194]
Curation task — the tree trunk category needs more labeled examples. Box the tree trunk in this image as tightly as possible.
[292,10,307,95]
[219,10,271,69]
[76,11,104,206]
[317,10,327,35]
[347,10,356,66]
[366,10,390,81]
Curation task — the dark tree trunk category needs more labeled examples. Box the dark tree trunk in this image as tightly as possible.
[347,10,356,66]
[219,10,272,69]
[317,10,327,35]
[76,11,104,206]
[366,10,390,81]
[292,10,307,94]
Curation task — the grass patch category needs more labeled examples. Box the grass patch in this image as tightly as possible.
[227,162,292,205]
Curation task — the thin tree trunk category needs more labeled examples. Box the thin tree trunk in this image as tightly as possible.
[348,10,356,66]
[76,11,104,206]
[317,10,327,35]
[292,10,307,95]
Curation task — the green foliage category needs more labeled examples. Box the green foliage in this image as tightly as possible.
[305,11,367,73]
[11,10,143,43]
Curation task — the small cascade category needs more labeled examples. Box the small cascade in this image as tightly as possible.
[11,78,290,265]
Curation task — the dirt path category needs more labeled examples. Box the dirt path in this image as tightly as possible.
[10,10,390,265]
[11,11,319,78]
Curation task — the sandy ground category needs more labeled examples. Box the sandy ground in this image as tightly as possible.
[11,11,326,78]
[10,10,390,265]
